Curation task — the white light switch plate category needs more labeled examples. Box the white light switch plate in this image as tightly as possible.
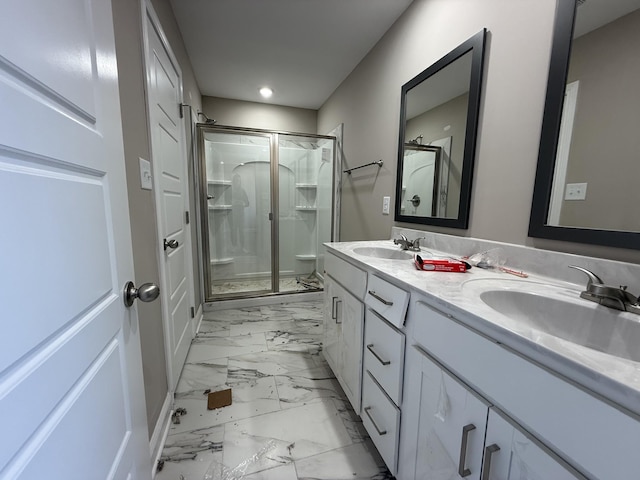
[565,182,587,200]
[139,158,152,190]
[382,196,390,215]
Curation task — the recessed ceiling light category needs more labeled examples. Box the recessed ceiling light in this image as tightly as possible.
[259,87,273,98]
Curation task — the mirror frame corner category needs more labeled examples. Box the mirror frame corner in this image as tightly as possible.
[529,0,640,250]
[394,28,487,229]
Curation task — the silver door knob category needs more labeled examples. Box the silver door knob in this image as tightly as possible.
[123,281,160,307]
[164,238,179,250]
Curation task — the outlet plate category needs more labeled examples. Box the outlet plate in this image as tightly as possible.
[382,196,390,215]
[565,182,587,200]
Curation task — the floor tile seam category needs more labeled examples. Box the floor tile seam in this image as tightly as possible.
[218,395,342,429]
[192,332,269,344]
[290,438,366,470]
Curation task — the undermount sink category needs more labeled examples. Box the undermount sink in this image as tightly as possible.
[352,246,414,260]
[463,279,640,363]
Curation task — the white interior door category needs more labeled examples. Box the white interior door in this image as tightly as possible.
[144,5,194,392]
[0,0,151,478]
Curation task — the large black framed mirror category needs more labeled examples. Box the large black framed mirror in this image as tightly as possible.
[529,0,640,249]
[395,29,486,228]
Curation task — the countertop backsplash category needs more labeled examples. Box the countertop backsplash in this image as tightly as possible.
[391,226,640,291]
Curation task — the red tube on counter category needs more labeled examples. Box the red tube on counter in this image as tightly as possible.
[414,256,467,272]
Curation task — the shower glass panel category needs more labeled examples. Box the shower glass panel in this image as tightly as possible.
[203,131,273,296]
[278,134,335,292]
[199,126,337,300]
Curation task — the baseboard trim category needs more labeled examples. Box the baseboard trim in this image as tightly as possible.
[150,392,173,477]
[193,303,203,336]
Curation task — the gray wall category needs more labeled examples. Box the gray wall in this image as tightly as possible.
[202,96,317,133]
[560,9,640,232]
[318,0,640,264]
[112,0,202,436]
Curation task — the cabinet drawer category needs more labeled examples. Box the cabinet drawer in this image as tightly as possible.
[364,309,405,405]
[365,274,410,328]
[325,252,367,300]
[362,371,400,475]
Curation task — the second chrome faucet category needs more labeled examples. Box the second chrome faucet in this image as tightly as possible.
[569,265,640,314]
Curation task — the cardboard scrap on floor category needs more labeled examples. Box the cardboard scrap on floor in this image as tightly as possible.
[207,388,232,410]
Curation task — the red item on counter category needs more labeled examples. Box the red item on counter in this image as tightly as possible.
[414,255,467,273]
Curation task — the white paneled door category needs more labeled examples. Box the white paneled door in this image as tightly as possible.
[0,0,151,478]
[144,7,194,391]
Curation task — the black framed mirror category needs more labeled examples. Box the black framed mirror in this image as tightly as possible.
[529,0,640,249]
[395,29,486,228]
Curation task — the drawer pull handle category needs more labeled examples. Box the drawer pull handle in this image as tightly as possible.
[331,296,338,320]
[458,423,476,477]
[481,444,500,480]
[366,344,391,365]
[335,299,342,324]
[363,406,387,436]
[368,290,393,306]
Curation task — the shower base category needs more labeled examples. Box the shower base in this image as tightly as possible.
[210,275,323,298]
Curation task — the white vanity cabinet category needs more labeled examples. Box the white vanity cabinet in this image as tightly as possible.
[403,345,489,480]
[401,344,585,480]
[323,252,367,412]
[483,408,586,480]
[398,298,640,480]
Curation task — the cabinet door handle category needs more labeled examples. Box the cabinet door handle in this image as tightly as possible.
[481,444,500,480]
[458,423,476,477]
[368,290,393,306]
[331,296,338,320]
[366,344,391,365]
[363,407,387,436]
[335,299,342,324]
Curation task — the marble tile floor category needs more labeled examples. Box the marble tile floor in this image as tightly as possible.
[211,276,322,297]
[156,300,392,480]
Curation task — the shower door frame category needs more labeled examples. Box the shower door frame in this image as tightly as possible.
[197,124,339,301]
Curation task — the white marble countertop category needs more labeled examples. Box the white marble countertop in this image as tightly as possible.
[325,239,640,418]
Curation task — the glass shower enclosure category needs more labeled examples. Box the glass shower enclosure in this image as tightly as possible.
[198,126,337,300]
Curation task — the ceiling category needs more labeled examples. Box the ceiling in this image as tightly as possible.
[169,0,414,110]
[574,0,640,37]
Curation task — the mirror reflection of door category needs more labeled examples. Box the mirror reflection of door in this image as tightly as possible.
[402,146,440,216]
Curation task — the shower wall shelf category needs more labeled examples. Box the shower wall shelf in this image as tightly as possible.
[210,258,234,265]
[295,183,317,188]
[209,205,232,210]
[295,254,317,260]
[208,180,231,185]
[295,206,317,211]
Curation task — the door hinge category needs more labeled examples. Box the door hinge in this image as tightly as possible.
[185,211,190,224]
[190,306,195,318]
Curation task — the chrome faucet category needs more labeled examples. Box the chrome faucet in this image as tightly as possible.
[569,265,640,314]
[393,235,424,252]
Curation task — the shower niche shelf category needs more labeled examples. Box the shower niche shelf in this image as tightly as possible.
[210,257,234,265]
[295,254,317,261]
[208,180,232,186]
[295,183,317,188]
[209,205,232,211]
[295,206,317,211]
